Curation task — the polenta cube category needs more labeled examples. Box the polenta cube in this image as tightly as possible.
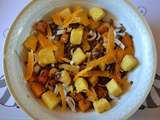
[75,77,88,93]
[60,70,71,86]
[38,47,56,65]
[106,79,122,96]
[89,7,105,22]
[41,91,60,109]
[72,48,86,65]
[93,98,111,113]
[121,54,138,71]
[70,28,84,45]
[59,8,72,19]
[24,34,38,51]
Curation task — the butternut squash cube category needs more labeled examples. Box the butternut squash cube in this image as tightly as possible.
[106,79,122,96]
[121,54,138,71]
[41,91,60,109]
[89,7,105,22]
[75,77,88,93]
[24,34,38,51]
[72,48,86,65]
[70,28,83,45]
[38,47,56,65]
[93,98,111,113]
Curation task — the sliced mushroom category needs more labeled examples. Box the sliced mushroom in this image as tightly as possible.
[56,29,66,35]
[66,96,76,112]
[88,30,97,41]
[114,39,125,50]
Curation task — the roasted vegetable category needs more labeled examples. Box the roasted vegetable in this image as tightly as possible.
[38,47,56,65]
[30,82,45,98]
[75,77,88,93]
[59,64,79,74]
[70,28,84,45]
[24,34,38,51]
[121,54,138,71]
[25,50,34,80]
[93,98,111,113]
[41,91,60,109]
[89,7,105,22]
[78,100,91,112]
[60,70,71,86]
[106,79,122,96]
[88,76,98,87]
[59,8,72,19]
[97,23,109,34]
[72,48,86,65]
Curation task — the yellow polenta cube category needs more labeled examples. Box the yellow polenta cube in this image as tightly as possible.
[59,8,72,19]
[75,77,88,93]
[72,48,86,65]
[93,98,111,113]
[60,70,71,86]
[70,28,83,45]
[41,91,60,109]
[121,54,138,71]
[106,79,122,96]
[89,7,105,22]
[38,47,56,65]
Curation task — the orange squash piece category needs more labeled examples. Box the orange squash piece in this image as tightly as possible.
[54,41,64,62]
[97,23,110,34]
[122,34,134,55]
[82,31,90,52]
[24,34,38,51]
[25,50,34,80]
[37,33,57,51]
[30,82,45,98]
[52,12,63,26]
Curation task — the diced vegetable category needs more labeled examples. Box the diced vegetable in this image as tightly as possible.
[88,76,98,87]
[89,7,105,22]
[24,34,38,51]
[41,91,60,109]
[37,33,57,50]
[54,41,64,62]
[82,31,90,52]
[30,82,45,98]
[25,50,34,80]
[78,100,91,112]
[70,28,84,45]
[72,48,86,65]
[106,79,122,96]
[97,23,109,34]
[52,12,63,26]
[38,47,56,65]
[93,98,111,113]
[60,70,71,86]
[75,77,88,93]
[87,88,98,101]
[121,54,138,71]
[59,8,72,19]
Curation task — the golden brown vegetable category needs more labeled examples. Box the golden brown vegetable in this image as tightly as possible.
[78,100,91,112]
[24,34,38,51]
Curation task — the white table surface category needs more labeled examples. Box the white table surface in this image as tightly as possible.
[0,0,160,120]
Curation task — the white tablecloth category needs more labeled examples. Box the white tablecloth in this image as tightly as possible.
[0,0,160,120]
